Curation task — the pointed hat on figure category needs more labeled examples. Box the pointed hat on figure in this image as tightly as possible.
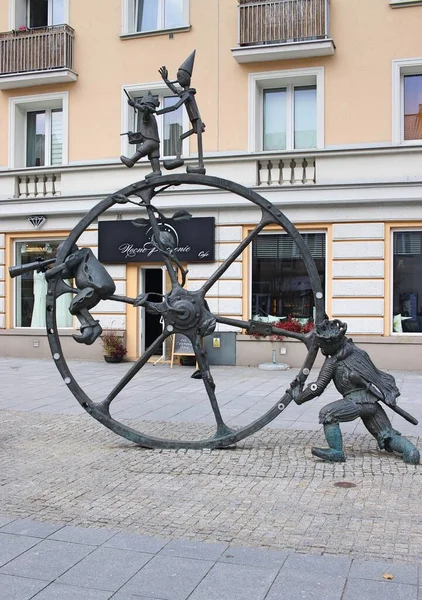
[179,50,196,76]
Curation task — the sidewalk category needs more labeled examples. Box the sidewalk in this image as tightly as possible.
[1,357,421,599]
[0,516,420,600]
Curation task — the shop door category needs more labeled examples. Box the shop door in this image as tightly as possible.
[139,267,165,355]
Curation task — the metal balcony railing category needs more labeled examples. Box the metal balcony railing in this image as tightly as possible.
[0,24,75,75]
[238,0,329,46]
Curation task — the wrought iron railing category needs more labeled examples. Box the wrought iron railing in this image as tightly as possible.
[238,0,329,46]
[0,24,74,75]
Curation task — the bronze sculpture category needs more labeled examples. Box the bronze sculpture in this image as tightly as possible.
[290,319,420,464]
[120,91,162,176]
[8,51,420,463]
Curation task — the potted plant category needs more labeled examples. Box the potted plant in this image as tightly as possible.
[101,328,127,363]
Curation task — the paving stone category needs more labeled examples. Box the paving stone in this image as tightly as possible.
[342,578,418,600]
[0,515,17,528]
[281,553,352,578]
[0,539,94,581]
[49,525,116,546]
[218,546,288,568]
[266,572,347,600]
[29,583,113,599]
[0,533,42,567]
[104,531,169,554]
[1,518,64,538]
[159,539,228,561]
[56,547,152,592]
[118,555,213,600]
[188,562,279,600]
[349,559,419,585]
[0,573,48,600]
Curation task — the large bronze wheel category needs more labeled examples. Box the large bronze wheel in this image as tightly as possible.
[46,174,324,449]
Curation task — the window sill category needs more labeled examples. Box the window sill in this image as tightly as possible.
[390,0,422,6]
[120,25,191,40]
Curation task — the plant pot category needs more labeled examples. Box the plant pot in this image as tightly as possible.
[104,355,123,363]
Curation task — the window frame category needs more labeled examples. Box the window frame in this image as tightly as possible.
[13,236,72,329]
[248,228,327,322]
[8,92,68,169]
[392,58,422,145]
[390,227,422,336]
[248,67,324,153]
[121,83,190,160]
[9,0,69,29]
[121,0,189,36]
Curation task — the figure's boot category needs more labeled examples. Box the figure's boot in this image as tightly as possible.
[388,433,420,465]
[120,150,142,168]
[312,423,346,462]
[145,158,162,179]
[163,158,184,170]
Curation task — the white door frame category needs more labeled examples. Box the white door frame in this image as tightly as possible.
[138,265,166,357]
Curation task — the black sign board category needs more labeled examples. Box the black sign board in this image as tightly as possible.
[98,217,215,264]
[170,334,195,368]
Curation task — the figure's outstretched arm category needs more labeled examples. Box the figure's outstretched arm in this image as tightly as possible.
[156,95,187,115]
[293,356,336,405]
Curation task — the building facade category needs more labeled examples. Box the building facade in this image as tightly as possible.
[1,0,422,368]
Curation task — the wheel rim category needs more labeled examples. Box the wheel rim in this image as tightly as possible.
[46,174,324,449]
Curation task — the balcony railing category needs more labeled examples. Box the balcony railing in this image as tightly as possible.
[238,0,329,46]
[0,24,74,75]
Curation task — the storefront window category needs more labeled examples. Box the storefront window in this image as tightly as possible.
[393,231,422,333]
[15,240,72,328]
[251,232,325,322]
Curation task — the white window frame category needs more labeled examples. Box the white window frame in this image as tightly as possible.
[9,0,69,29]
[121,0,189,35]
[249,229,327,321]
[8,92,69,169]
[248,67,324,153]
[121,82,189,159]
[390,227,422,336]
[13,236,72,329]
[392,57,422,145]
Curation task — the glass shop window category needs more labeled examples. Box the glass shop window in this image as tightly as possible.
[392,231,422,333]
[251,232,326,323]
[15,240,72,328]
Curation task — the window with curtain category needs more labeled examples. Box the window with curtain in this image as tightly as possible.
[392,231,422,333]
[263,84,317,151]
[135,0,184,32]
[26,108,63,167]
[252,232,325,321]
[14,240,72,328]
[404,74,422,141]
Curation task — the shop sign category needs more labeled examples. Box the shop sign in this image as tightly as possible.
[98,217,215,263]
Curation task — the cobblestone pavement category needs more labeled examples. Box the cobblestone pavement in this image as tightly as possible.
[1,358,422,598]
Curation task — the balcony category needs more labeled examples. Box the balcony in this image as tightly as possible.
[232,0,335,63]
[0,25,77,90]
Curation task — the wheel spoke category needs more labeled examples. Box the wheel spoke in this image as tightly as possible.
[100,330,170,411]
[201,212,274,294]
[215,315,309,345]
[190,333,234,437]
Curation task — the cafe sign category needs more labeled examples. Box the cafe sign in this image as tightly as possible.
[98,217,215,263]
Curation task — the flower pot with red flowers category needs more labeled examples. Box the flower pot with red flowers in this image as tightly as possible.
[101,329,127,363]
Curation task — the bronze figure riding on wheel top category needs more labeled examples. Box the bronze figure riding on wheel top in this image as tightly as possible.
[9,52,420,464]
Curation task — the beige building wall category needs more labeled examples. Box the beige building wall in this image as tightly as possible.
[2,0,422,166]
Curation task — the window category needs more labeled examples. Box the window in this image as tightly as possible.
[135,0,184,31]
[392,231,422,333]
[249,68,324,152]
[10,0,67,29]
[26,108,63,167]
[251,232,326,322]
[122,85,188,160]
[9,93,68,168]
[14,239,72,328]
[263,85,317,151]
[123,0,188,34]
[392,58,422,144]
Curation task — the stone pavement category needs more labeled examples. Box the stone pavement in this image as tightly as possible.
[1,357,422,599]
[0,515,421,600]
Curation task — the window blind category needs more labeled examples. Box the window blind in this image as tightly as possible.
[394,232,422,256]
[253,233,325,260]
